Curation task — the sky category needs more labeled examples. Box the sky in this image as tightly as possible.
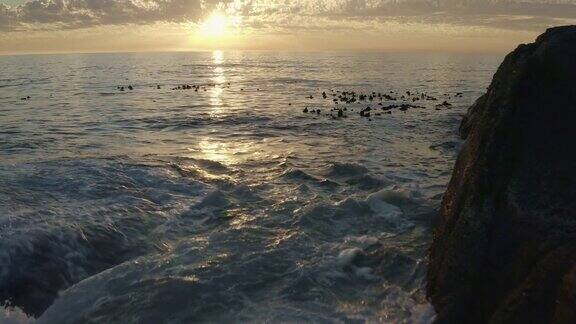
[0,0,575,54]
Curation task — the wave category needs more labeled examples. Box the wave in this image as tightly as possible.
[345,174,390,190]
[429,140,461,152]
[0,159,210,316]
[193,190,230,209]
[280,168,318,181]
[324,162,369,177]
[177,157,234,175]
[132,115,273,131]
[18,158,436,323]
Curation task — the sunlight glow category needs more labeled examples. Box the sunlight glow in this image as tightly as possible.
[200,12,229,38]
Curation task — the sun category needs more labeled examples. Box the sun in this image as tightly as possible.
[200,12,228,38]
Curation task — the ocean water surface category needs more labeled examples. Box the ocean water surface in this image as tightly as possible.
[0,51,500,323]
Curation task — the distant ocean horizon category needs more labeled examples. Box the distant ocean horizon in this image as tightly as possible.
[0,47,512,57]
[0,51,501,322]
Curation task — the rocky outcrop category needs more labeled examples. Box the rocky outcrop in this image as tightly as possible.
[427,26,576,323]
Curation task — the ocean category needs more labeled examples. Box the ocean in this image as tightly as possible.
[0,51,500,323]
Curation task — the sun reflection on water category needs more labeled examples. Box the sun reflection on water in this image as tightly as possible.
[196,139,232,163]
[213,50,224,65]
[210,50,226,116]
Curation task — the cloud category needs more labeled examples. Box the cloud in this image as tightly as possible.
[0,0,575,32]
[0,3,16,30]
[0,0,228,31]
[234,0,576,31]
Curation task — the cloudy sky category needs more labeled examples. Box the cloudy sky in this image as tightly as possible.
[1,0,575,54]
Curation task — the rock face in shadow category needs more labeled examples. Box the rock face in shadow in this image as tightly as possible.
[427,26,576,324]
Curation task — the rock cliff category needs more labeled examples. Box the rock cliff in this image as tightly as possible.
[428,26,576,323]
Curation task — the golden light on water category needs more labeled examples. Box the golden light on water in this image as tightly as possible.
[210,50,226,116]
[212,49,224,65]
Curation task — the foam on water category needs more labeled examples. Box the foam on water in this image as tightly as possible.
[0,51,501,322]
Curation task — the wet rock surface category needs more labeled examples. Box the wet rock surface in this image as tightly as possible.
[427,26,576,323]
